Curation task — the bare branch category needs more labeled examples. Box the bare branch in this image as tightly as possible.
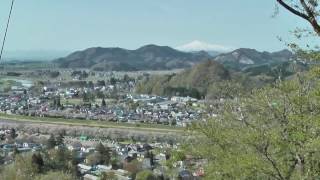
[277,0,320,35]
[276,0,309,20]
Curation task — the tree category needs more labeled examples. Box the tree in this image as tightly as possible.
[12,146,19,156]
[68,151,81,177]
[110,77,117,85]
[276,0,320,35]
[82,92,90,102]
[1,154,35,180]
[47,134,56,149]
[53,96,61,109]
[123,160,142,178]
[96,142,110,165]
[87,81,94,89]
[53,148,71,170]
[9,128,17,139]
[188,74,320,179]
[56,133,64,146]
[144,151,155,166]
[97,80,106,87]
[86,152,102,166]
[183,1,320,179]
[136,170,156,180]
[100,172,117,180]
[31,153,44,173]
[123,74,131,82]
[101,98,106,107]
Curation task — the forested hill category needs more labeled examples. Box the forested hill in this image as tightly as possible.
[136,60,232,99]
[53,45,211,71]
[136,58,308,99]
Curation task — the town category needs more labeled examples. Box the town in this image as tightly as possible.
[0,126,205,180]
[0,70,207,128]
[0,69,208,179]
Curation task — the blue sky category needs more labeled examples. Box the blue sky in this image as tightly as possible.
[0,0,314,52]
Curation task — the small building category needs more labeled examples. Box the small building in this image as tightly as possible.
[78,164,92,174]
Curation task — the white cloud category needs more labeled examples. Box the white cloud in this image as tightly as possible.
[176,40,235,52]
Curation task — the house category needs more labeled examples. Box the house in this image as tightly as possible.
[81,147,95,153]
[77,164,93,174]
[96,164,112,171]
[22,143,41,151]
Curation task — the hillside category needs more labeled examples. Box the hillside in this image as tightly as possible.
[54,45,211,71]
[214,48,293,70]
[136,58,308,99]
[136,60,231,98]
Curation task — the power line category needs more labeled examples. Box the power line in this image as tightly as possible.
[0,0,15,62]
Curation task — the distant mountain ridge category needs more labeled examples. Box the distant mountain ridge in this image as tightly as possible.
[214,48,294,70]
[54,45,212,71]
[54,44,294,71]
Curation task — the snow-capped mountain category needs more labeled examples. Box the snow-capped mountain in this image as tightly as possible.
[176,40,234,54]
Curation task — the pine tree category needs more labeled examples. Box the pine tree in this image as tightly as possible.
[9,128,17,139]
[12,146,19,156]
[101,98,106,107]
[96,142,110,165]
[56,133,64,146]
[47,134,56,149]
[32,153,44,173]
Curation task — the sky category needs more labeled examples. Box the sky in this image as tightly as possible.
[0,0,315,53]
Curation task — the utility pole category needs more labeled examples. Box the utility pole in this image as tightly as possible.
[0,0,15,62]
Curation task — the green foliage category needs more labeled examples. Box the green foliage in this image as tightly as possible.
[56,133,65,146]
[86,143,111,166]
[10,128,17,139]
[188,72,320,179]
[136,170,156,180]
[136,60,230,99]
[101,98,106,107]
[123,159,142,178]
[3,154,36,180]
[166,150,186,169]
[96,142,111,165]
[35,171,73,180]
[46,134,56,149]
[164,87,202,99]
[82,92,95,102]
[86,152,103,166]
[31,153,44,173]
[206,80,246,100]
[100,171,117,180]
[52,148,72,170]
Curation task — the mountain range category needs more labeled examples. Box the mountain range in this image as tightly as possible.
[214,48,294,70]
[54,45,211,71]
[54,44,294,71]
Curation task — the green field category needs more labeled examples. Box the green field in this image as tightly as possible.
[0,113,184,133]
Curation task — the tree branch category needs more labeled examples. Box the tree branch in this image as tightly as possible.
[276,0,309,20]
[277,0,320,35]
[300,0,320,35]
[263,143,285,180]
